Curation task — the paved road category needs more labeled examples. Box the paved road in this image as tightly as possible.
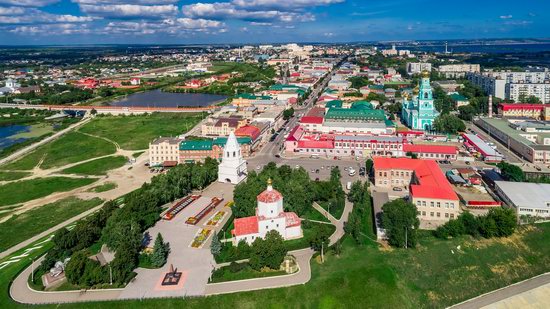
[204,248,314,296]
[467,122,523,163]
[0,117,91,167]
[450,272,550,309]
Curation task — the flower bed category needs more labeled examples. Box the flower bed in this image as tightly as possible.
[205,211,227,227]
[190,228,212,248]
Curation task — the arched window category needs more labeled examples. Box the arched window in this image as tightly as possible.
[233,151,236,157]
[424,92,428,99]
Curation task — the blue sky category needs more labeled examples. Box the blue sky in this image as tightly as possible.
[0,0,548,45]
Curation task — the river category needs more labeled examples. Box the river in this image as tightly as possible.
[108,89,227,108]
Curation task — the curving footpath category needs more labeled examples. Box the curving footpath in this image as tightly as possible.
[204,248,313,296]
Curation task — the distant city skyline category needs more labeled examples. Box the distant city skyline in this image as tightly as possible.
[0,0,549,45]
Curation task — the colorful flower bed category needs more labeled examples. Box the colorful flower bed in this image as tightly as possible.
[206,211,227,227]
[190,228,212,248]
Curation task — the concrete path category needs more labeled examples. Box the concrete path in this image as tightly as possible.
[204,248,314,296]
[10,255,123,304]
[450,272,550,309]
[0,117,91,167]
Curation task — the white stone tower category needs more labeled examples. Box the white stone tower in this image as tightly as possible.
[218,132,247,184]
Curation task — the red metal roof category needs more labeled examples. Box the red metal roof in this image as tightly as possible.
[232,216,259,236]
[297,139,334,149]
[403,144,458,155]
[374,157,458,201]
[499,103,549,111]
[286,125,303,142]
[235,125,261,141]
[257,187,283,203]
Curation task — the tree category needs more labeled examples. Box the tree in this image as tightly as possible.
[308,224,331,252]
[283,107,295,120]
[249,230,287,270]
[90,108,98,116]
[458,105,477,121]
[518,94,541,104]
[365,159,373,175]
[483,207,517,237]
[210,233,222,256]
[344,209,363,244]
[497,161,525,182]
[433,114,466,134]
[151,233,170,268]
[406,151,418,159]
[381,199,419,248]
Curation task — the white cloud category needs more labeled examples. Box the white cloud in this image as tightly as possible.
[499,15,513,19]
[79,4,178,19]
[183,2,315,22]
[102,17,225,35]
[0,0,60,7]
[10,23,92,34]
[0,7,26,15]
[0,8,94,24]
[231,0,344,10]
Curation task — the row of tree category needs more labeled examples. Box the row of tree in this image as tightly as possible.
[344,181,372,244]
[42,159,219,288]
[434,208,517,239]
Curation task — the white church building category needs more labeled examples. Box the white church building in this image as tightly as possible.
[231,179,303,245]
[217,132,247,185]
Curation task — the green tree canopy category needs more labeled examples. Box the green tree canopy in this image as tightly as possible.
[433,114,466,134]
[381,199,419,248]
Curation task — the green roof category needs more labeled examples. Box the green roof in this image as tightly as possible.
[234,93,272,100]
[180,136,252,151]
[350,101,373,110]
[213,137,252,146]
[449,93,468,101]
[325,100,343,109]
[180,140,213,151]
[269,84,300,91]
[325,108,387,121]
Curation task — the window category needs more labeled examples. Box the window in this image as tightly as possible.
[422,211,426,216]
[445,213,449,218]
[422,201,426,206]
[450,214,454,219]
[430,202,434,207]
[437,202,441,208]
[437,212,441,217]
[417,201,421,207]
[430,212,434,217]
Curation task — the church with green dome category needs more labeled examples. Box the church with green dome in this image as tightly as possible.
[401,72,440,131]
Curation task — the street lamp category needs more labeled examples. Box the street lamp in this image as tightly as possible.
[29,257,35,283]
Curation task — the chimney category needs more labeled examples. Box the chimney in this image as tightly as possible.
[488,95,493,118]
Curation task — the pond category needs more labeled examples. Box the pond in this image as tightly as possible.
[0,124,30,150]
[109,89,227,108]
[0,123,56,151]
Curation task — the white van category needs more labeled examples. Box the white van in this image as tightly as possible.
[346,181,352,190]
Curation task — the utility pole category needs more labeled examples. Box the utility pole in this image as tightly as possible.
[30,257,35,283]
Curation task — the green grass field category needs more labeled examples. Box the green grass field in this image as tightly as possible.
[0,177,98,207]
[3,131,116,170]
[87,182,118,193]
[0,197,103,252]
[61,156,128,175]
[209,262,286,283]
[78,113,206,150]
[0,171,30,181]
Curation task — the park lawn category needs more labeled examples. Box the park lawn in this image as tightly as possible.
[0,177,98,207]
[61,156,128,175]
[0,197,103,252]
[209,262,286,283]
[0,171,30,181]
[3,131,117,170]
[78,113,205,150]
[302,206,330,223]
[87,182,118,193]
[316,201,345,221]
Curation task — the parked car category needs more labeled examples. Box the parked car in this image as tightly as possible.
[393,187,403,191]
[346,181,352,190]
